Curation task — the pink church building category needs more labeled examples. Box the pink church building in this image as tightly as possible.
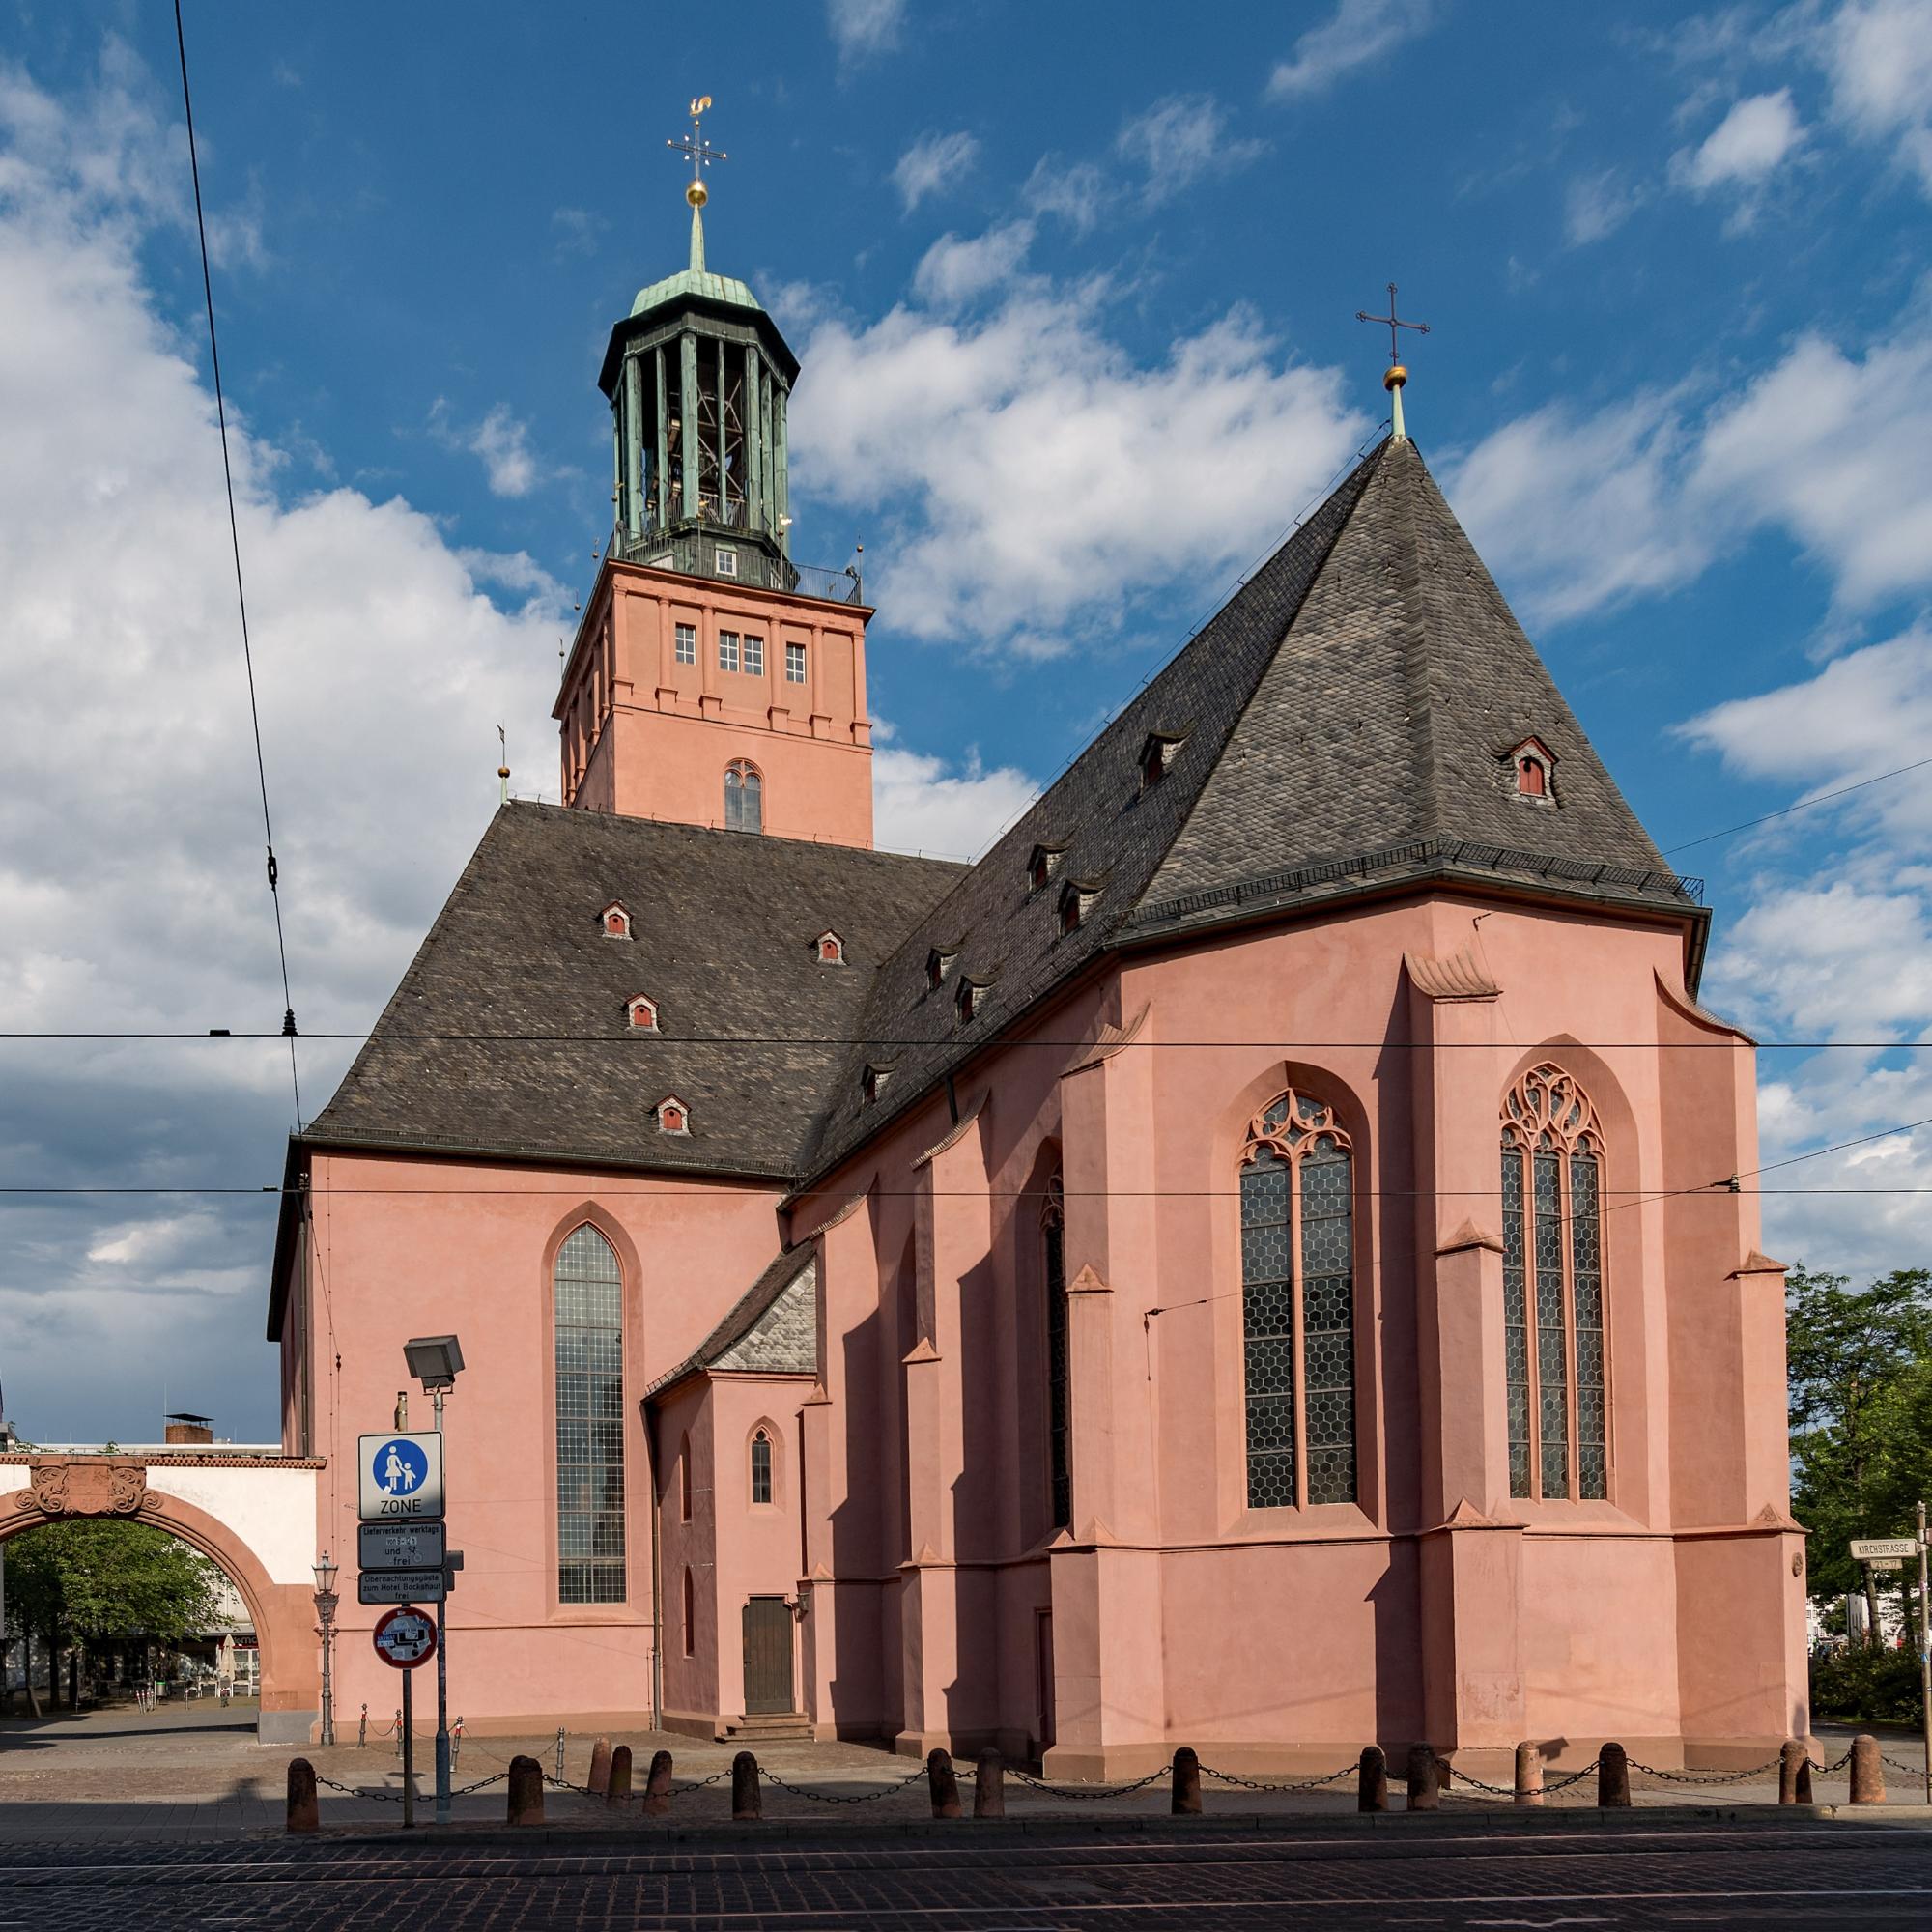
[269,194,1808,1777]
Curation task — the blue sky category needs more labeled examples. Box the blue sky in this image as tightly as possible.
[3,0,1931,1441]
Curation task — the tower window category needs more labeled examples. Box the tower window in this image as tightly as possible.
[724,760,762,834]
[718,631,740,673]
[657,1095,690,1135]
[626,995,660,1032]
[601,902,632,940]
[815,930,845,965]
[675,623,696,666]
[744,635,764,677]
[785,642,807,684]
[751,1429,773,1506]
[714,548,740,577]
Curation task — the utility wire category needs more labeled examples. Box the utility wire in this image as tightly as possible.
[1662,753,1932,856]
[174,0,300,1126]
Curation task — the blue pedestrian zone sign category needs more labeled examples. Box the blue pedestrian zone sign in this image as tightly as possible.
[357,1430,444,1520]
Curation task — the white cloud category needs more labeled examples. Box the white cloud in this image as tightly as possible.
[1115,94,1266,207]
[0,54,562,1437]
[1671,88,1804,195]
[872,742,1038,862]
[1817,0,1932,192]
[551,206,605,258]
[1024,155,1108,234]
[1267,0,1434,99]
[891,128,978,213]
[912,221,1035,307]
[429,398,543,498]
[790,284,1367,647]
[1564,168,1644,245]
[827,0,905,65]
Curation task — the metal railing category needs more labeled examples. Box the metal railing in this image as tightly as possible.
[606,523,864,606]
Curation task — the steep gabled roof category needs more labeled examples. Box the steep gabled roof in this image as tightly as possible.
[644,1246,818,1400]
[304,806,961,1177]
[802,436,1701,1181]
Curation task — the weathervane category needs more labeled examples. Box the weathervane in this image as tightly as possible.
[667,96,726,272]
[1354,281,1430,443]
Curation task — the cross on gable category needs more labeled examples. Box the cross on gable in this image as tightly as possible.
[1354,280,1430,367]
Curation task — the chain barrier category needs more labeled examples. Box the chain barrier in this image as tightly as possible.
[757,1762,930,1805]
[1880,1751,1927,1778]
[1539,1756,1604,1793]
[1440,1765,1517,1798]
[1624,1754,1782,1787]
[670,1767,738,1793]
[315,1774,405,1804]
[1199,1761,1358,1795]
[1008,1764,1170,1802]
[450,1771,508,1797]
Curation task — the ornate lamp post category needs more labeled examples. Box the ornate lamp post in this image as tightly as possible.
[312,1550,339,1747]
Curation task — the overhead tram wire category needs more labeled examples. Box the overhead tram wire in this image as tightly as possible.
[1661,753,1932,856]
[174,0,301,1126]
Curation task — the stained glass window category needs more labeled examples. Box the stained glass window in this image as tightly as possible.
[1239,1090,1356,1509]
[1499,1065,1609,1501]
[1042,1178,1071,1529]
[554,1225,625,1603]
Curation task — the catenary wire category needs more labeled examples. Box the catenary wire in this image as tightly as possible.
[1660,753,1932,855]
[173,0,301,1126]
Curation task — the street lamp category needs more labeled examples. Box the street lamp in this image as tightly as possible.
[312,1550,339,1747]
[405,1334,462,1825]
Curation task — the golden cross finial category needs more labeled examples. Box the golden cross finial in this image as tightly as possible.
[668,95,726,211]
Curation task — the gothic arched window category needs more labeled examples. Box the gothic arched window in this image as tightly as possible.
[1501,1065,1607,1501]
[751,1428,773,1506]
[1041,1176,1071,1530]
[724,759,762,834]
[554,1224,626,1603]
[1240,1089,1356,1509]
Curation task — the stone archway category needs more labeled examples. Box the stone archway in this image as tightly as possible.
[0,1454,322,1743]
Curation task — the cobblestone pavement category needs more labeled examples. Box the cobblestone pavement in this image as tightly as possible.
[0,1816,1926,1928]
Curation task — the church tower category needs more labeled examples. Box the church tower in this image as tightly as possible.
[554,100,874,845]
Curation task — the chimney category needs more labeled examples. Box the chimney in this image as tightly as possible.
[164,1412,214,1445]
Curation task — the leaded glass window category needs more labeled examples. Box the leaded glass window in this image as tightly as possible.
[1239,1089,1357,1509]
[1042,1177,1071,1529]
[751,1429,773,1505]
[554,1224,626,1603]
[724,760,762,834]
[1500,1065,1609,1502]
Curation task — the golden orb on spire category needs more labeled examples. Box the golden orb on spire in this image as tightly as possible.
[687,179,708,209]
[1383,362,1407,392]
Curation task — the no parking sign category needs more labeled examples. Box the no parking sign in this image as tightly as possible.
[372,1605,438,1670]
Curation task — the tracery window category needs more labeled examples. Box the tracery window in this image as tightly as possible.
[554,1225,625,1604]
[1240,1089,1356,1509]
[724,760,762,834]
[1500,1065,1607,1501]
[751,1429,773,1506]
[1041,1176,1071,1529]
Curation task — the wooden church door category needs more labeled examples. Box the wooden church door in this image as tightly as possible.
[742,1597,794,1714]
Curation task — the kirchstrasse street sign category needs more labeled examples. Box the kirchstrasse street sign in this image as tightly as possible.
[357,1432,445,1520]
[1850,1537,1923,1561]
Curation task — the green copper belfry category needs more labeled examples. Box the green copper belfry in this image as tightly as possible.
[598,99,798,592]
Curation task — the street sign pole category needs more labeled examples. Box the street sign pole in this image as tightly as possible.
[401,1655,414,1830]
[433,1385,450,1828]
[1918,1501,1930,1808]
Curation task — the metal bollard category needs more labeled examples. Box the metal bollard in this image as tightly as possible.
[358,1703,368,1748]
[1598,1742,1631,1807]
[1357,1745,1388,1812]
[731,1750,761,1821]
[1171,1746,1203,1815]
[1515,1742,1543,1806]
[974,1748,1006,1817]
[394,1708,403,1760]
[507,1754,545,1826]
[587,1735,613,1797]
[452,1717,463,1770]
[608,1744,633,1806]
[643,1748,674,1817]
[1405,1744,1439,1811]
[286,1756,319,1834]
[1850,1734,1885,1804]
[1778,1739,1813,1804]
[927,1747,962,1819]
[554,1727,567,1782]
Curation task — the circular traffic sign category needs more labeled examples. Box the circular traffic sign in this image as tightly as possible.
[372,1605,438,1669]
[370,1436,432,1499]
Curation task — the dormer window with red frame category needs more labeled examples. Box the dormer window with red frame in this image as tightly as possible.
[656,1095,690,1135]
[926,948,956,990]
[955,978,987,1027]
[1139,729,1187,793]
[1027,844,1065,893]
[1059,880,1100,935]
[862,1063,893,1105]
[1508,736,1556,805]
[600,901,632,939]
[814,930,845,965]
[626,995,660,1032]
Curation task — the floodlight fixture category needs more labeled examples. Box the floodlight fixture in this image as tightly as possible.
[404,1334,465,1392]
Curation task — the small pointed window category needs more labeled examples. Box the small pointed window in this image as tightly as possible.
[626,995,660,1032]
[601,902,632,939]
[815,931,845,965]
[657,1095,690,1135]
[681,1567,696,1654]
[751,1428,773,1505]
[1508,736,1555,805]
[724,760,763,835]
[679,1434,693,1521]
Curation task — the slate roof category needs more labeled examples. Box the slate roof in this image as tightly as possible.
[302,436,1702,1198]
[643,1247,818,1399]
[304,808,962,1177]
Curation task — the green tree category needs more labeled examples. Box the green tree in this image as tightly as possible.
[1786,1265,1932,1646]
[3,1521,228,1709]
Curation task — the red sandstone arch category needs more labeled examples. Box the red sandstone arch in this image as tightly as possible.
[0,1462,318,1741]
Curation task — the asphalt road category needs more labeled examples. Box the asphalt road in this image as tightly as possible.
[0,1818,1927,1930]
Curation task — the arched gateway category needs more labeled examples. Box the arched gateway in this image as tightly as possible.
[0,1451,322,1743]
